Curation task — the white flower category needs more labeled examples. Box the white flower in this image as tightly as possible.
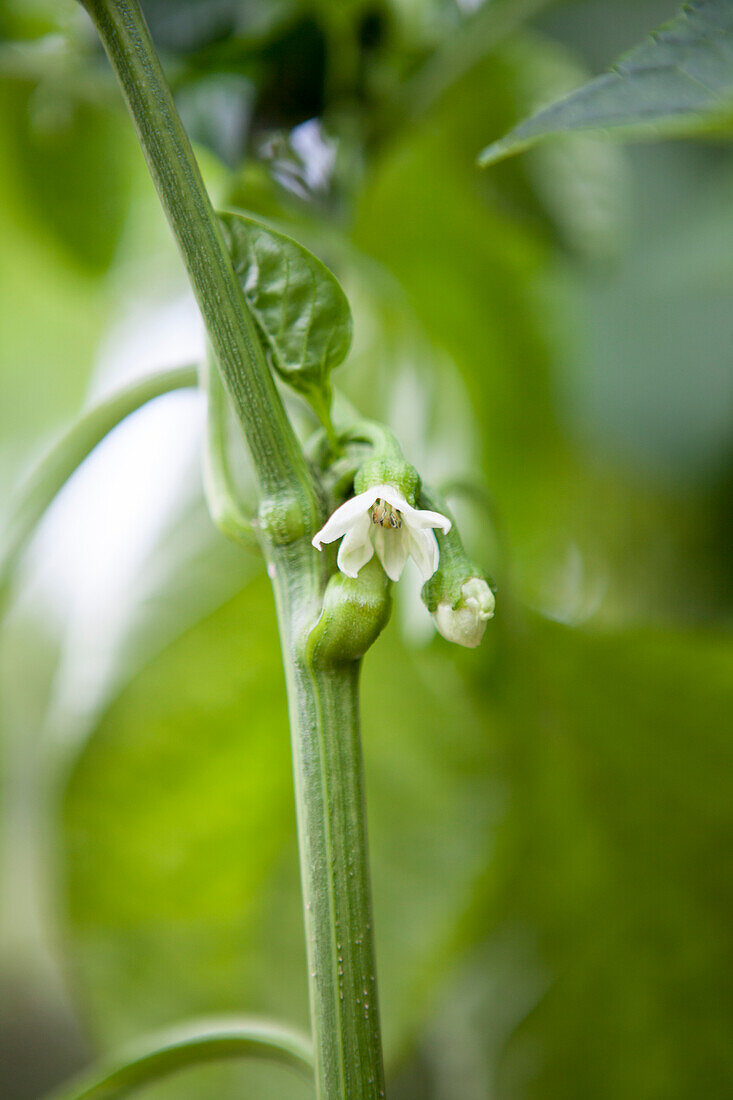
[433,577,495,648]
[312,483,451,582]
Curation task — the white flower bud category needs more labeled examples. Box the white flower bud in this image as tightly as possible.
[433,577,495,648]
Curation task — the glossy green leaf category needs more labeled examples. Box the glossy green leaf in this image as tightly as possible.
[479,0,733,167]
[219,211,352,402]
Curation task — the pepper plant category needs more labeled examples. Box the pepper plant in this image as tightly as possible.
[2,1,732,1098]
[5,1,496,1096]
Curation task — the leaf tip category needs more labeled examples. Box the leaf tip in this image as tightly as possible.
[476,133,528,168]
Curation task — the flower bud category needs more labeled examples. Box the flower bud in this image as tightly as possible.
[307,558,392,666]
[432,577,495,648]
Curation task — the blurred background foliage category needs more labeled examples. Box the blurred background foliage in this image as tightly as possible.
[0,1,731,1098]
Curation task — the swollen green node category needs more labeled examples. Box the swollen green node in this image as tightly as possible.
[257,492,313,546]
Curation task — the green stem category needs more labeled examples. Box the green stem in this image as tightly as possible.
[202,353,258,548]
[45,1017,313,1100]
[79,0,319,530]
[77,3,387,1095]
[0,364,198,605]
[269,544,386,1100]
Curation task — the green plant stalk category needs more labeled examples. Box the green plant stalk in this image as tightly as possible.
[202,382,386,1094]
[79,0,318,528]
[271,544,386,1099]
[46,1017,313,1100]
[0,364,197,606]
[78,2,386,1096]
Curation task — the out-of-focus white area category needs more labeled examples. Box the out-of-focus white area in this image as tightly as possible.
[15,292,206,750]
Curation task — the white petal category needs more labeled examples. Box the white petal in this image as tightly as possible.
[372,484,412,513]
[408,526,440,581]
[373,525,409,581]
[433,603,487,648]
[404,506,451,534]
[462,577,495,618]
[312,488,378,549]
[336,514,374,577]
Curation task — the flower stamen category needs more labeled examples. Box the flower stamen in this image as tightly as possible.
[371,499,402,529]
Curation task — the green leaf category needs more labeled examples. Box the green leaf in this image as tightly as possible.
[497,34,630,260]
[219,211,352,405]
[478,0,733,166]
[0,79,134,272]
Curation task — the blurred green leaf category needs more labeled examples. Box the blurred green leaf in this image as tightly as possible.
[450,615,733,1100]
[139,0,295,56]
[220,211,352,403]
[479,0,733,167]
[0,102,108,482]
[61,576,490,1097]
[0,79,133,272]
[498,33,630,260]
[563,145,733,485]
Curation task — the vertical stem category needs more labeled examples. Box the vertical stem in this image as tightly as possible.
[78,1,387,1095]
[271,548,386,1099]
[80,0,318,523]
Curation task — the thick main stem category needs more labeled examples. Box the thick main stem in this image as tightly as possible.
[79,1,386,1095]
[270,545,386,1099]
[80,0,318,526]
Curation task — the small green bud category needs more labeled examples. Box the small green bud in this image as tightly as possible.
[432,576,495,648]
[307,558,392,666]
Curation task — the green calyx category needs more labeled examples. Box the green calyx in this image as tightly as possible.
[421,562,486,615]
[421,528,490,614]
[353,456,421,507]
[307,558,392,667]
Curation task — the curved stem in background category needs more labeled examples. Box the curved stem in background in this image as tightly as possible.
[45,1017,313,1100]
[0,364,198,607]
[202,353,258,547]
